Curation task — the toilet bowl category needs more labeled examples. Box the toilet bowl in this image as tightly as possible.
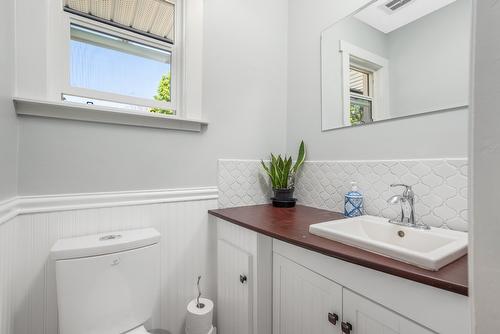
[51,228,161,334]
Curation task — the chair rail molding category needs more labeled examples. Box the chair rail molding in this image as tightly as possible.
[0,187,219,225]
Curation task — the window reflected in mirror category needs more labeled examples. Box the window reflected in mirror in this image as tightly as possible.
[349,67,373,125]
[321,0,471,130]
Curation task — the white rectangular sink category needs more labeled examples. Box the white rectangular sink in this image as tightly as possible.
[309,215,468,271]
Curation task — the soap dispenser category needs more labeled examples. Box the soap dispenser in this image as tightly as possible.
[344,182,363,217]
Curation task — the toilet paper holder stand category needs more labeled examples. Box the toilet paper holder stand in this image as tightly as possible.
[196,276,205,309]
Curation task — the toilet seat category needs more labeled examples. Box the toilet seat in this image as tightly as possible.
[126,325,150,334]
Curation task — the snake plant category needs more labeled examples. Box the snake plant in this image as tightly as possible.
[261,141,306,189]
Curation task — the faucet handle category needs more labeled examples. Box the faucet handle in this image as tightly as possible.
[390,184,414,197]
[390,183,411,189]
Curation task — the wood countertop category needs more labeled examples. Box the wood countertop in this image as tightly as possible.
[209,204,468,296]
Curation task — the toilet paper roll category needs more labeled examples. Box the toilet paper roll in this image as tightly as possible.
[185,298,214,334]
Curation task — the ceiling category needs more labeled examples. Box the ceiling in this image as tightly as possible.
[354,0,457,33]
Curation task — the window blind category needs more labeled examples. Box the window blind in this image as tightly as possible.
[64,0,175,44]
[349,68,370,96]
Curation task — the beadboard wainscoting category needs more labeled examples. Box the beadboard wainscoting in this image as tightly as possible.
[0,216,16,334]
[0,187,218,334]
[218,159,468,231]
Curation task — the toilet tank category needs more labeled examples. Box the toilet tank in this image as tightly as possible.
[51,228,161,334]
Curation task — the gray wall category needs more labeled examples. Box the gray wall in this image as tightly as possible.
[471,0,500,331]
[0,0,18,202]
[17,0,288,195]
[286,0,469,160]
[12,0,471,196]
[388,0,471,117]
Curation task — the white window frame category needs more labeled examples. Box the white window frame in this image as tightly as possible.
[47,0,184,116]
[14,0,205,131]
[339,40,390,126]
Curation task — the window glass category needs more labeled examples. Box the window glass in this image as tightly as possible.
[349,67,370,96]
[70,25,172,103]
[350,96,373,125]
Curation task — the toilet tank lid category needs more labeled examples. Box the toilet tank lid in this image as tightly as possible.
[50,228,160,260]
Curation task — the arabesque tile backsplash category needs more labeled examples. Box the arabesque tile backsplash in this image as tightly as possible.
[218,159,468,231]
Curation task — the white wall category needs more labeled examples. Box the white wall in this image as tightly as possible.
[1,194,217,334]
[388,0,471,117]
[0,3,18,329]
[15,0,288,196]
[0,1,17,323]
[2,0,478,332]
[286,0,469,160]
[5,1,289,334]
[470,0,500,332]
[0,0,18,202]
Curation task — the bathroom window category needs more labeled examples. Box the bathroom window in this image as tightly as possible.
[19,0,205,130]
[68,24,174,114]
[349,66,373,125]
[61,0,178,115]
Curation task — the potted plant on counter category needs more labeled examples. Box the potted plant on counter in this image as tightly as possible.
[261,141,306,208]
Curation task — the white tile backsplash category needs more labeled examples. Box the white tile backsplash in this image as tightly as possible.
[218,160,271,208]
[218,159,468,231]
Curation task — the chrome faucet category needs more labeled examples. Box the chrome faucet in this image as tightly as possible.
[387,184,430,230]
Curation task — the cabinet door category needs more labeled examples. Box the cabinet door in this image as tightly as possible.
[217,240,253,334]
[273,254,343,334]
[342,289,435,334]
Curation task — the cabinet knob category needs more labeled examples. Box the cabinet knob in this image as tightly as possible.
[328,312,339,325]
[239,274,247,284]
[341,322,353,334]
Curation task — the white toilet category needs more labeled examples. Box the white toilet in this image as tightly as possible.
[51,228,161,334]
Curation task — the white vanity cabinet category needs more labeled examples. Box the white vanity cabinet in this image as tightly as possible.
[273,254,343,334]
[217,239,253,334]
[215,217,469,334]
[216,218,273,334]
[273,253,434,334]
[273,240,469,334]
[342,289,434,334]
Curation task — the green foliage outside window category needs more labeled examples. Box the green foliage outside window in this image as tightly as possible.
[150,73,174,115]
[350,104,363,125]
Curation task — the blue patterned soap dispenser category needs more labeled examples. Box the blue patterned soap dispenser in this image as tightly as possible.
[344,182,364,217]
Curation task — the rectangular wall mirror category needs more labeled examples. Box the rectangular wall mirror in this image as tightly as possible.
[321,0,471,130]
